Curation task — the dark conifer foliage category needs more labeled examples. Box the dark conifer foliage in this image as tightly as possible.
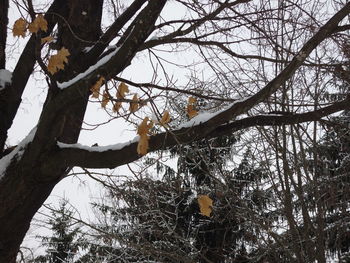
[31,201,82,263]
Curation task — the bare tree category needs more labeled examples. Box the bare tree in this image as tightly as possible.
[0,0,349,262]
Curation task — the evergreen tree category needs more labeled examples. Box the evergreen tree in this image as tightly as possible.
[31,201,82,263]
[304,45,350,261]
[307,111,350,261]
[77,134,273,263]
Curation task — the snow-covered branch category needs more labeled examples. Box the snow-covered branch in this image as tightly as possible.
[56,95,350,169]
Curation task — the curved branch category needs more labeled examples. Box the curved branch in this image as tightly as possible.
[55,95,350,169]
[36,1,350,169]
[27,0,167,162]
[36,2,350,169]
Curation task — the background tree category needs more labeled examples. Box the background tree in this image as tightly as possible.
[67,140,271,262]
[31,201,82,263]
[0,0,349,262]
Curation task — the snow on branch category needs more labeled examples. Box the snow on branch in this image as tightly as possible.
[0,127,37,180]
[57,47,120,89]
[45,3,350,170]
[0,69,12,91]
[57,136,138,152]
[177,97,249,129]
[55,96,350,170]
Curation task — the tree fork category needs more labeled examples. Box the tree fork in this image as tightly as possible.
[0,1,104,261]
[0,1,168,261]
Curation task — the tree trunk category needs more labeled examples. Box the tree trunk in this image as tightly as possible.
[0,165,60,262]
[0,0,8,69]
[0,1,103,261]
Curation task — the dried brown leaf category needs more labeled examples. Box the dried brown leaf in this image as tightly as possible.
[136,117,154,155]
[12,18,27,38]
[101,91,109,108]
[90,76,105,98]
[113,102,122,113]
[137,117,153,136]
[198,195,213,217]
[28,14,48,33]
[187,97,198,119]
[129,94,139,113]
[47,47,70,74]
[41,36,54,44]
[159,110,171,127]
[117,82,129,99]
[137,134,149,155]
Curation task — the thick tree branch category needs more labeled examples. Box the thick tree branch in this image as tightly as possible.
[36,2,350,171]
[55,96,350,169]
[212,96,350,137]
[333,24,350,33]
[85,0,147,61]
[0,0,67,154]
[26,0,167,165]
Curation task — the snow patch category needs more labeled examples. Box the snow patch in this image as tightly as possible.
[176,96,248,129]
[83,46,94,53]
[0,127,37,180]
[57,46,120,89]
[150,36,159,41]
[0,69,12,91]
[146,33,159,41]
[57,136,139,152]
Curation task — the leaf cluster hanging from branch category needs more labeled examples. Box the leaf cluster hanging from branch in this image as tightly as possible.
[137,117,154,156]
[12,14,48,37]
[47,47,70,75]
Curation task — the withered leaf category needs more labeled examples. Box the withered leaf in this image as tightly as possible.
[113,102,122,113]
[137,117,154,155]
[129,94,139,113]
[159,110,171,127]
[198,195,213,217]
[28,14,48,33]
[187,97,198,119]
[117,82,129,99]
[137,117,153,136]
[188,97,196,105]
[47,47,70,74]
[137,134,149,156]
[12,18,27,38]
[90,76,105,98]
[41,36,54,44]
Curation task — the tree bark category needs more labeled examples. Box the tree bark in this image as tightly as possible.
[0,165,60,262]
[0,1,166,262]
[0,0,67,155]
[0,0,9,69]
